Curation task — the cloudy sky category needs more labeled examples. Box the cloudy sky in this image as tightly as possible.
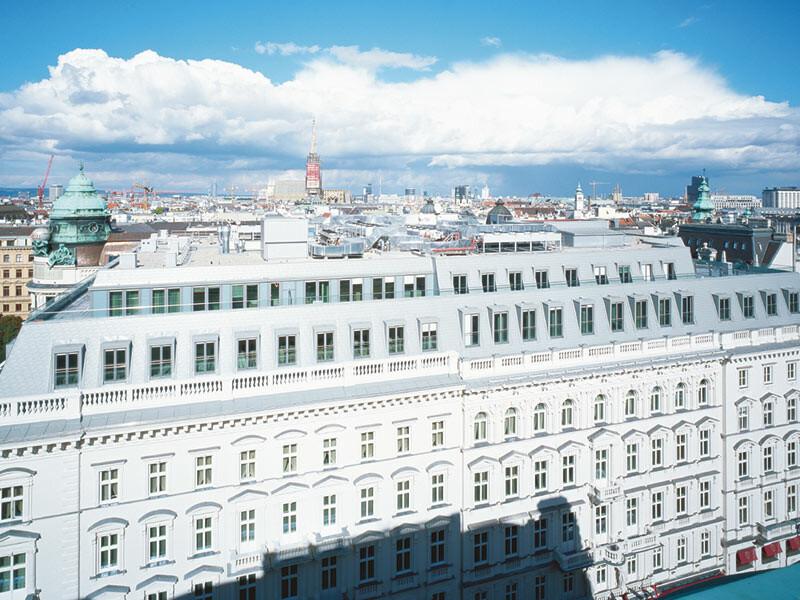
[1,0,799,197]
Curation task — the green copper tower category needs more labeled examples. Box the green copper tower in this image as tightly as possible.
[692,175,714,222]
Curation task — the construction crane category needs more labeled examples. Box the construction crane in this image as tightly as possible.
[37,154,54,208]
[133,181,154,211]
[223,186,238,202]
[588,181,610,208]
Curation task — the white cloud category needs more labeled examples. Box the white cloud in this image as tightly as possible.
[679,16,699,27]
[481,37,502,48]
[0,47,798,188]
[254,41,320,56]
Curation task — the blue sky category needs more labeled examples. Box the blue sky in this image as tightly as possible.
[2,0,799,196]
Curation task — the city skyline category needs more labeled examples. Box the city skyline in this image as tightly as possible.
[2,0,800,196]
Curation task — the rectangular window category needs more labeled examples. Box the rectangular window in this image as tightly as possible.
[323,438,337,466]
[282,502,297,533]
[194,341,215,374]
[509,271,523,291]
[610,301,624,332]
[743,294,755,318]
[565,268,579,287]
[192,286,220,311]
[271,283,280,306]
[431,420,444,447]
[353,328,370,358]
[422,322,438,351]
[562,455,575,485]
[103,348,127,383]
[453,274,468,295]
[99,468,119,502]
[282,444,297,473]
[642,263,653,281]
[594,266,608,285]
[237,338,257,370]
[395,536,411,574]
[359,545,376,582]
[738,450,749,478]
[304,280,329,304]
[150,344,172,378]
[464,313,480,346]
[533,518,548,550]
[719,297,731,320]
[481,273,496,293]
[535,270,549,289]
[766,292,778,316]
[789,362,797,381]
[361,431,374,459]
[396,480,410,511]
[738,496,749,525]
[699,480,710,509]
[430,529,445,565]
[764,490,774,518]
[595,505,607,535]
[194,516,212,552]
[474,471,488,503]
[321,556,337,590]
[699,429,710,457]
[676,433,687,462]
[473,532,488,565]
[316,331,333,362]
[372,277,395,300]
[280,565,297,599]
[618,265,632,283]
[635,299,648,328]
[233,284,260,308]
[493,311,508,343]
[700,531,710,557]
[360,487,374,519]
[534,460,548,491]
[562,512,575,542]
[763,446,773,472]
[99,534,119,570]
[676,485,687,515]
[148,462,166,495]
[396,426,410,454]
[789,291,799,313]
[549,307,563,338]
[278,335,296,366]
[626,498,638,526]
[681,295,694,324]
[195,455,212,487]
[595,449,607,480]
[505,465,519,497]
[323,494,337,526]
[788,440,797,467]
[431,473,445,504]
[388,326,404,354]
[581,304,594,335]
[626,443,638,473]
[239,450,256,480]
[148,524,167,560]
[651,438,663,467]
[788,485,797,514]
[340,279,363,302]
[764,364,773,384]
[521,309,536,340]
[109,290,140,316]
[738,368,749,388]
[658,298,671,326]
[652,491,663,520]
[666,262,677,280]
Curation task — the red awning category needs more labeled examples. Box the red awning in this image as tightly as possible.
[763,542,783,557]
[788,536,800,551]
[737,548,758,564]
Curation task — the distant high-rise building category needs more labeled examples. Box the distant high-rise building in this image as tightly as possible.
[404,188,416,202]
[454,185,471,204]
[686,175,707,205]
[643,192,660,203]
[481,186,490,200]
[363,183,373,199]
[211,181,217,199]
[305,119,322,197]
[49,184,63,202]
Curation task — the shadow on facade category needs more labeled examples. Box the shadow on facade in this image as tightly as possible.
[90,495,600,600]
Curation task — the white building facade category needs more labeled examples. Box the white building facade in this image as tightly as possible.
[1,230,799,600]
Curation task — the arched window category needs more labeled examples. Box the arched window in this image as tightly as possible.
[674,383,686,409]
[473,412,487,441]
[593,395,606,423]
[533,404,546,432]
[624,391,637,418]
[650,387,661,413]
[561,400,575,428]
[504,408,517,437]
[697,379,709,405]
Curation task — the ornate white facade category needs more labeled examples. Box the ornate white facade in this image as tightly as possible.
[1,223,799,600]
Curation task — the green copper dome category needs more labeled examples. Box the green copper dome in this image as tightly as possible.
[50,163,108,217]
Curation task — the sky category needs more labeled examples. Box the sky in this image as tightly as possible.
[1,0,800,197]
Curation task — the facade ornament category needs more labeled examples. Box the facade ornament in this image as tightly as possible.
[48,244,75,267]
[32,238,49,257]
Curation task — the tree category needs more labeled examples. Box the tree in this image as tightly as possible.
[154,206,164,215]
[0,315,22,363]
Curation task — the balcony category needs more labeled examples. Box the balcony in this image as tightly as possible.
[757,521,797,542]
[355,582,381,600]
[555,547,594,571]
[627,534,659,553]
[232,550,264,573]
[427,564,451,583]
[391,572,418,593]
[592,484,622,503]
